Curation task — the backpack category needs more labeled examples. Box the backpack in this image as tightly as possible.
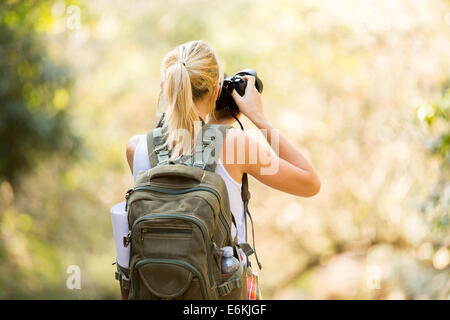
[117,124,259,300]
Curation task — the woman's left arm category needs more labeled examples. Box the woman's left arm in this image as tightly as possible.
[126,135,140,174]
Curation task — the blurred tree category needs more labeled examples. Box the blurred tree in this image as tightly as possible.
[417,79,450,237]
[0,2,80,187]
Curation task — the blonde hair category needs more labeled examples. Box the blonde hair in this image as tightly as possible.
[159,40,223,160]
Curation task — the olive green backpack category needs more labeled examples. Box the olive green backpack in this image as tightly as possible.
[117,124,258,300]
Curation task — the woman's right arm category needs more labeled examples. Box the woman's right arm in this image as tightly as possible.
[231,76,321,197]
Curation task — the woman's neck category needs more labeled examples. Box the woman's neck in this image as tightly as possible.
[194,98,210,123]
[194,95,239,126]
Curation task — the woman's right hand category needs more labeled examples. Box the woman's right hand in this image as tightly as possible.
[231,75,266,125]
[229,76,320,198]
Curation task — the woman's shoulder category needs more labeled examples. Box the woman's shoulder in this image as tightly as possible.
[222,125,269,174]
[223,127,256,153]
[126,134,145,173]
[223,126,249,141]
[221,126,256,169]
[126,134,143,156]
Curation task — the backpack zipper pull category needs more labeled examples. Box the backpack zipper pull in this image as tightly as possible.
[125,188,134,211]
[211,242,224,259]
[141,228,148,241]
[123,231,131,247]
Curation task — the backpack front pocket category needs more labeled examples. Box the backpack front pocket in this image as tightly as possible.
[133,259,208,300]
[131,213,215,290]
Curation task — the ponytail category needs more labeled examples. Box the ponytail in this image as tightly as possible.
[162,61,199,159]
[159,40,221,160]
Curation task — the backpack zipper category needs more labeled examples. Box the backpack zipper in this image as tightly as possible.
[131,213,214,287]
[141,227,192,241]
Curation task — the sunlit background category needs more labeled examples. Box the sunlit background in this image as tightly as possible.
[0,0,449,299]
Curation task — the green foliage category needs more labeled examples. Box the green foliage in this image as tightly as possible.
[0,0,84,299]
[421,81,450,162]
[0,2,80,186]
[416,80,450,233]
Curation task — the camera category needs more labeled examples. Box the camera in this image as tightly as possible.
[156,69,263,128]
[215,69,263,113]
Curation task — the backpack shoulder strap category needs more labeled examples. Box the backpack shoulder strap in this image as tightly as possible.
[193,124,231,172]
[146,127,169,167]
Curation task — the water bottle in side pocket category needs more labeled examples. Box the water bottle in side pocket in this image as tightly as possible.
[221,246,240,274]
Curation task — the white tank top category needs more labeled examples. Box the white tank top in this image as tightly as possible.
[132,134,246,245]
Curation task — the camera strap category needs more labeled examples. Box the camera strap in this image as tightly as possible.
[234,106,262,270]
[230,110,244,130]
[241,173,262,270]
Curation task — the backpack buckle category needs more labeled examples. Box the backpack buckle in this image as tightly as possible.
[217,283,232,296]
[115,267,130,290]
[121,274,130,290]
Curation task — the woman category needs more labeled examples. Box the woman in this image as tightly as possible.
[125,40,321,297]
